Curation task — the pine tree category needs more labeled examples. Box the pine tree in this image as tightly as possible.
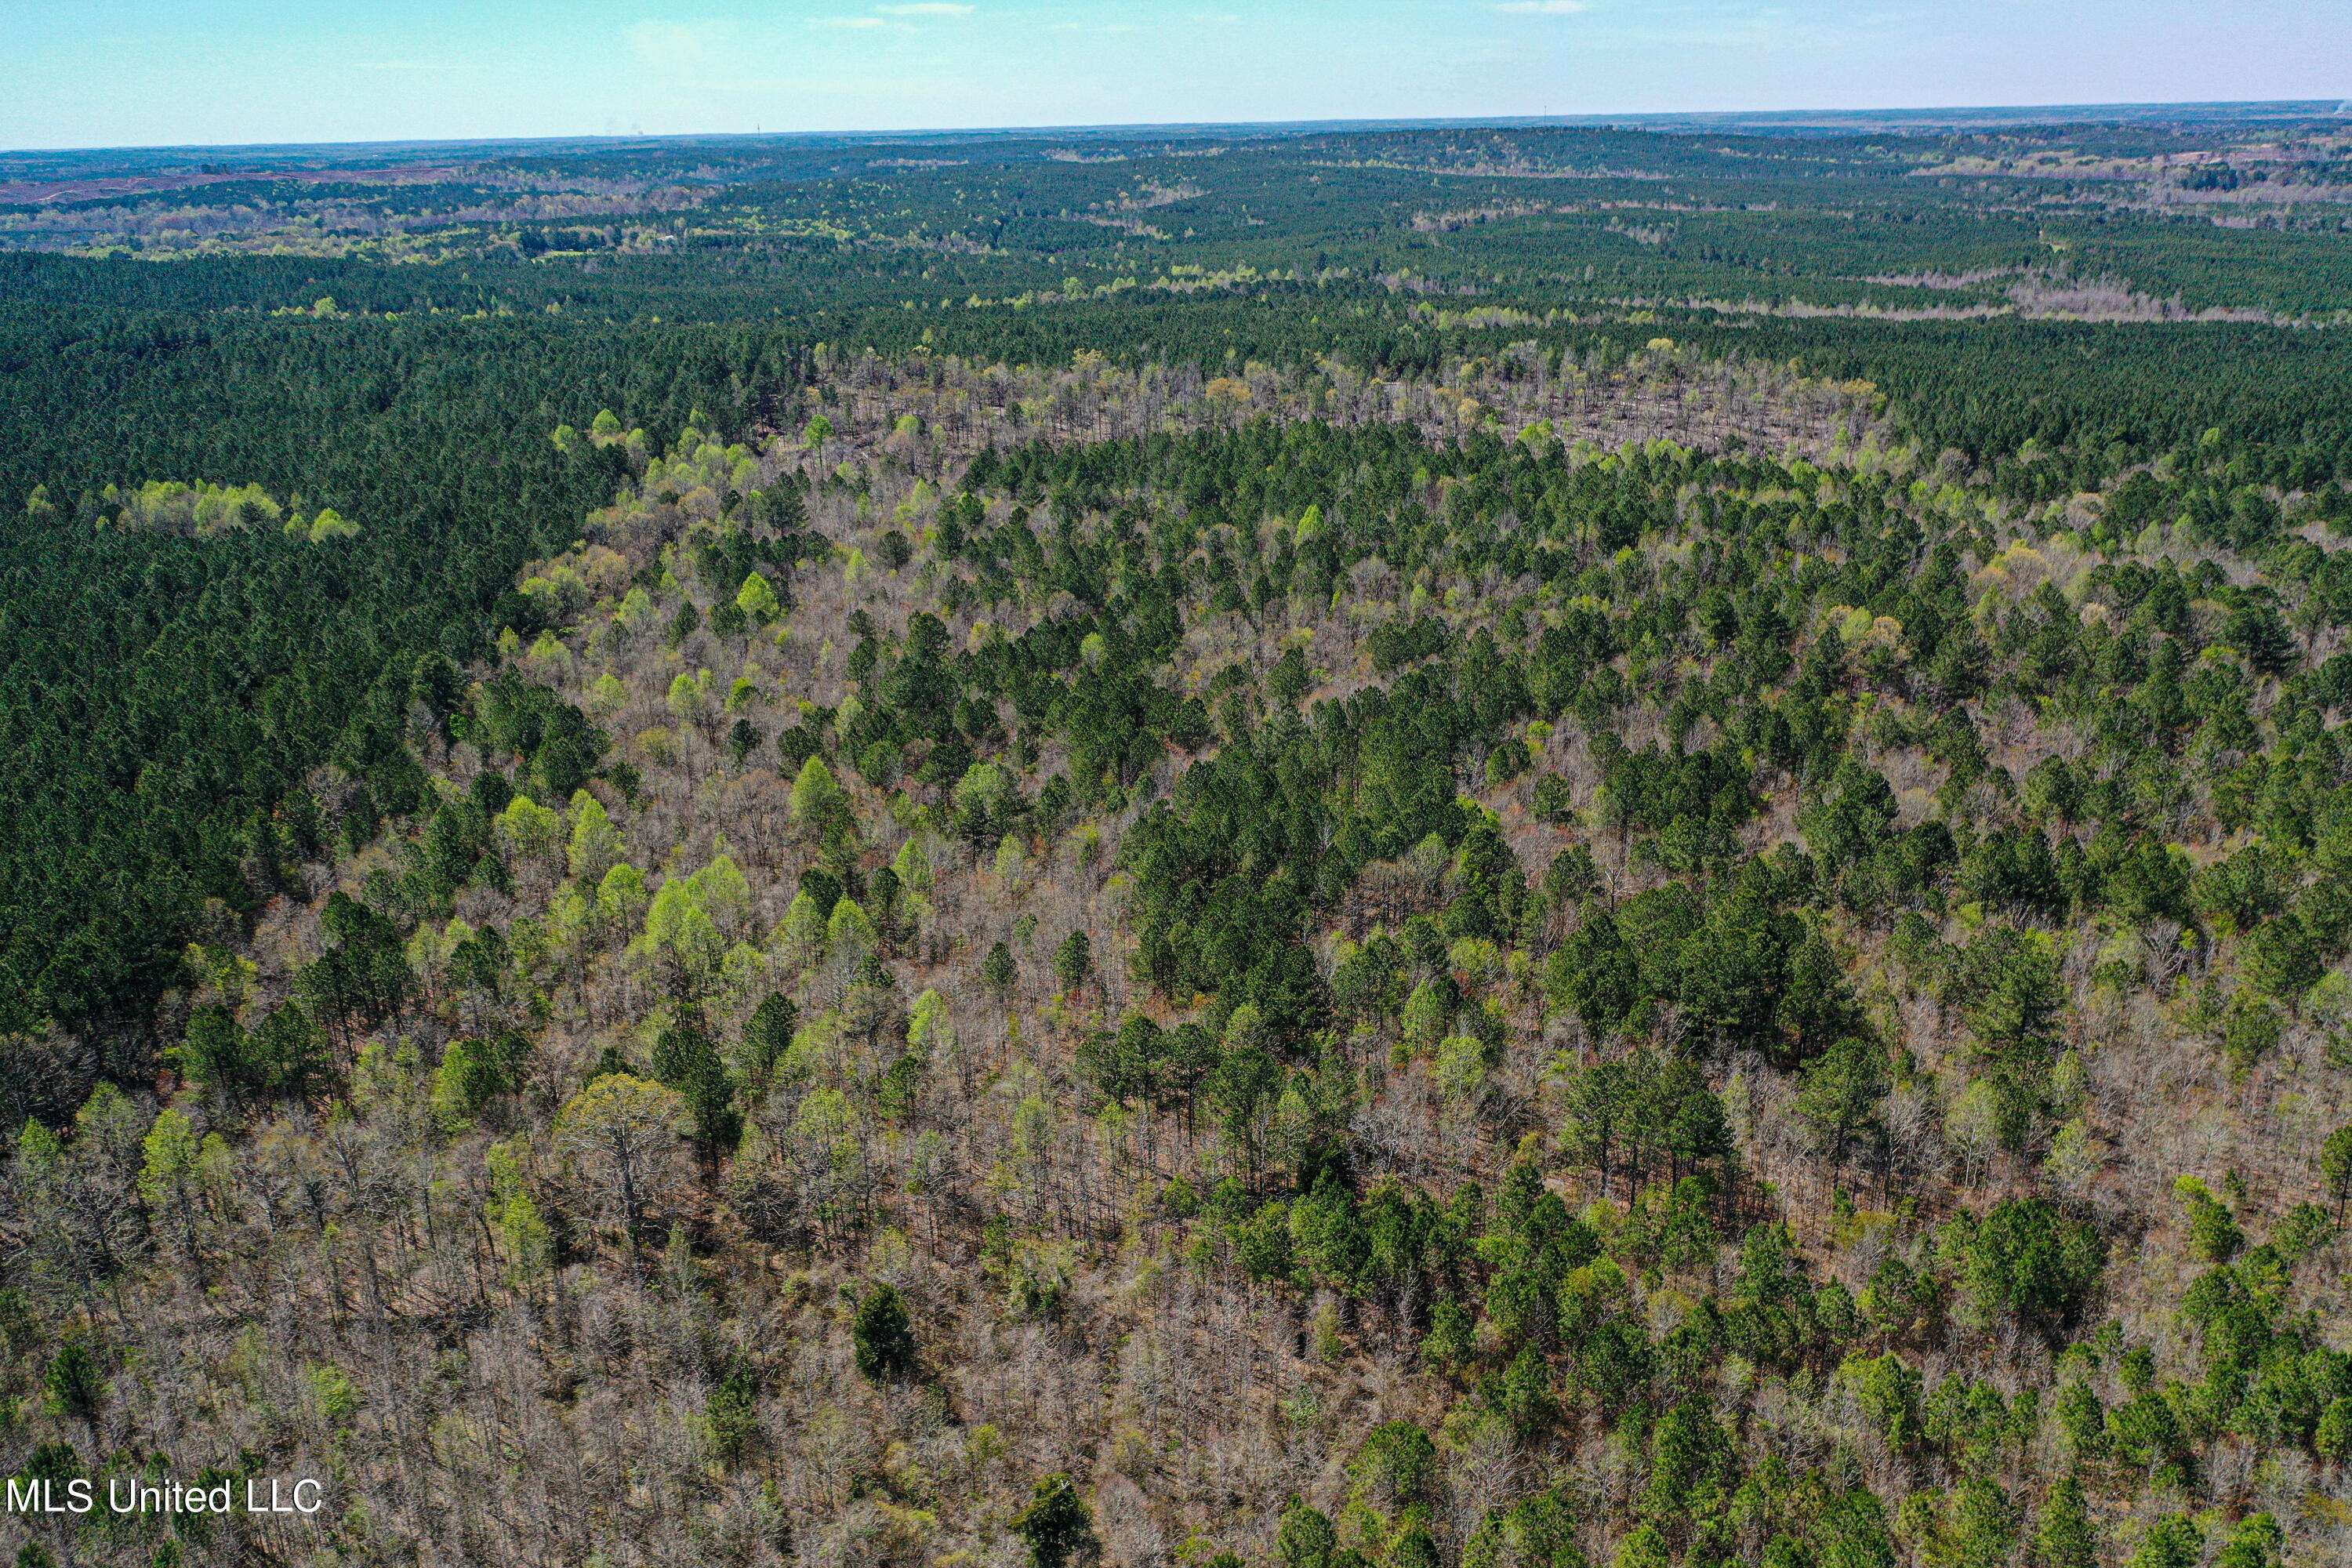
[739,992,798,1085]
[2321,1123,2352,1223]
[1053,929,1094,994]
[1011,1473,1097,1568]
[852,1283,918,1382]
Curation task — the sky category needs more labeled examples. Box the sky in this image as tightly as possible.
[5,0,2348,151]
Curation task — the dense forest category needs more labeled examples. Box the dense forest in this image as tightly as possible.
[5,107,2352,1568]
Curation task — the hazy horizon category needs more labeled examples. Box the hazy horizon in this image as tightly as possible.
[10,0,2346,153]
[9,95,2351,161]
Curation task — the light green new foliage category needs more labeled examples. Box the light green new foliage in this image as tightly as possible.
[690,853,753,934]
[16,1116,64,1179]
[597,862,650,930]
[487,1140,554,1289]
[307,1363,363,1427]
[667,669,713,726]
[892,836,934,893]
[644,877,726,978]
[1402,979,1451,1054]
[953,760,1011,828]
[1946,1076,2003,1174]
[827,897,879,964]
[2045,1117,2098,1194]
[493,1196,555,1288]
[138,1107,201,1207]
[586,671,629,718]
[554,1073,688,1257]
[407,917,465,980]
[1222,1003,1269,1054]
[717,941,769,1005]
[793,1087,857,1170]
[568,792,625,883]
[1446,937,1500,986]
[430,1041,484,1131]
[303,506,360,543]
[546,884,593,953]
[791,756,850,832]
[778,890,829,968]
[783,1007,848,1082]
[907,988,953,1057]
[1434,1035,1489,1102]
[497,794,564,863]
[736,571,782,623]
[614,588,655,633]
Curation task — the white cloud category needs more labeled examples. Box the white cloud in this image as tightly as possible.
[824,5,971,30]
[628,20,724,74]
[1494,0,1588,13]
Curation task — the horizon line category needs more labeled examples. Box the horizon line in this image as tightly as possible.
[6,94,2347,162]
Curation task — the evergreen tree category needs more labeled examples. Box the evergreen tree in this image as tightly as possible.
[852,1283,918,1382]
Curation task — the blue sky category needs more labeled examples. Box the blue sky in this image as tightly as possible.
[6,0,2347,151]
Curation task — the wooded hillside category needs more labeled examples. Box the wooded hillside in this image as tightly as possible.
[6,113,2352,1568]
